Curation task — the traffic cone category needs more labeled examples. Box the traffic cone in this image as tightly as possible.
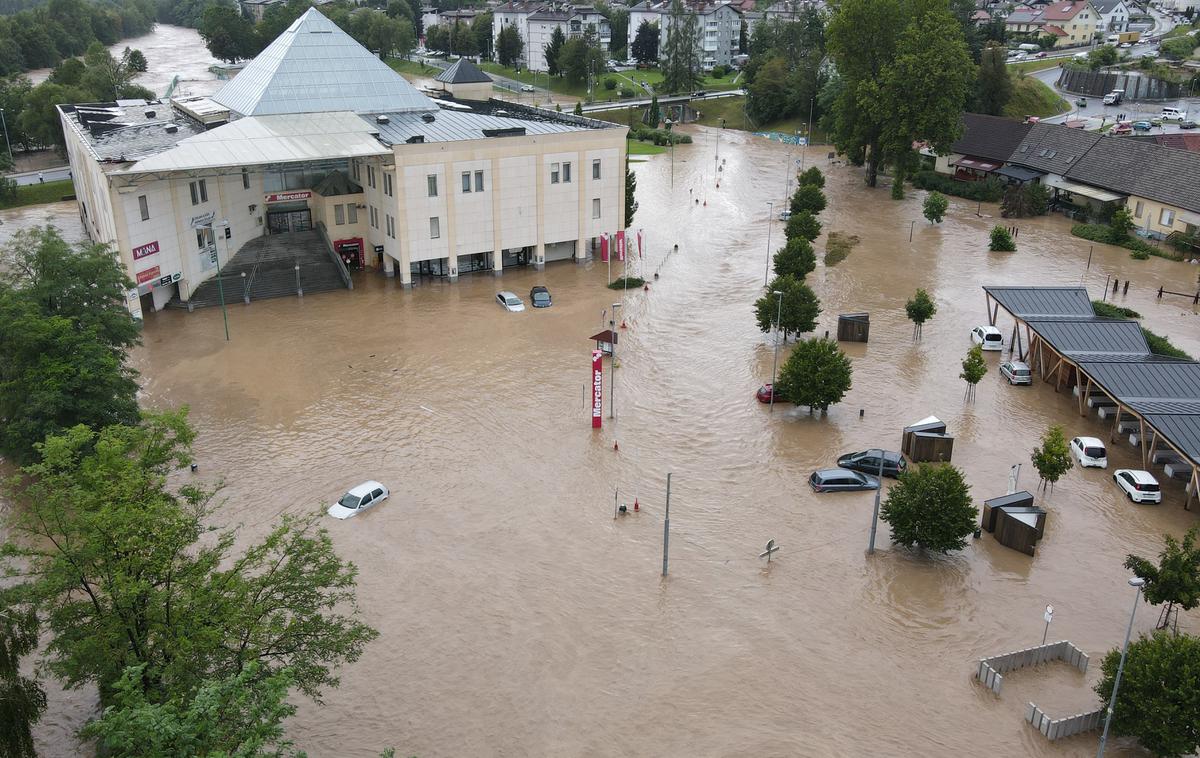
[620,319,628,329]
[633,498,639,511]
[613,440,619,451]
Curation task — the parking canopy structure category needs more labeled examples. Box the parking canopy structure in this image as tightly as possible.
[983,285,1200,508]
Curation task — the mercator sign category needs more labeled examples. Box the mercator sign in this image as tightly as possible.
[592,349,603,429]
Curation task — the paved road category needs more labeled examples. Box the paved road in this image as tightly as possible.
[5,166,72,186]
[582,90,744,113]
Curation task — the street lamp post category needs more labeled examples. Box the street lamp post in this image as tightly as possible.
[0,108,12,163]
[609,302,620,420]
[770,289,783,412]
[764,201,774,285]
[1096,577,1146,758]
[211,220,231,341]
[867,448,885,553]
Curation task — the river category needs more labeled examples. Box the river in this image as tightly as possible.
[17,129,1200,757]
[23,23,222,99]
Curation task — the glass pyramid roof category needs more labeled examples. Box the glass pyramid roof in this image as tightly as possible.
[213,8,436,117]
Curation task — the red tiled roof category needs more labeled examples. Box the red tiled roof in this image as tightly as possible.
[1043,24,1068,36]
[1041,1,1088,20]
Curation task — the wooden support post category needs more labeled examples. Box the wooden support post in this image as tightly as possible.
[1148,433,1159,467]
[1110,407,1122,442]
[1187,467,1197,511]
[1140,417,1149,470]
[1079,376,1090,416]
[1039,342,1046,380]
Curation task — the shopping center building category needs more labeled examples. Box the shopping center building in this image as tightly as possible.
[59,8,627,317]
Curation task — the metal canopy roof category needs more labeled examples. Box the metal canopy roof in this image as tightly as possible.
[1140,413,1200,464]
[369,109,589,144]
[984,286,1095,319]
[994,165,1044,182]
[1025,318,1149,357]
[212,8,435,117]
[1044,176,1126,203]
[1075,360,1200,408]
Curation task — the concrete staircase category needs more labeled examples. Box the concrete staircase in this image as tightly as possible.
[173,231,348,309]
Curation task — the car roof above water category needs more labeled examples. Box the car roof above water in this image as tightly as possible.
[347,480,383,496]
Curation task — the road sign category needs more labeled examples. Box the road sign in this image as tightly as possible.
[759,538,781,562]
[1044,604,1054,623]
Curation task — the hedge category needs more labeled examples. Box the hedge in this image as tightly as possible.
[911,170,1003,202]
[1070,223,1174,260]
[630,125,693,146]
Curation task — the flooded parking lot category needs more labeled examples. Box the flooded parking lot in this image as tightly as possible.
[24,128,1200,756]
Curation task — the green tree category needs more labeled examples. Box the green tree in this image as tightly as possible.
[646,93,661,126]
[785,210,821,242]
[960,344,987,401]
[605,6,630,56]
[0,412,379,705]
[0,601,44,758]
[989,224,1016,251]
[1160,35,1197,61]
[199,5,259,64]
[496,24,524,67]
[424,24,447,54]
[80,664,297,758]
[625,159,638,225]
[790,183,827,215]
[974,42,1011,115]
[631,20,659,63]
[747,55,792,123]
[772,237,816,281]
[1109,206,1134,243]
[1088,43,1120,68]
[559,33,605,87]
[471,12,493,60]
[661,0,700,94]
[0,227,140,463]
[1031,424,1073,492]
[365,13,415,60]
[545,25,566,76]
[754,274,821,340]
[881,463,977,553]
[923,190,949,223]
[1125,527,1200,633]
[905,288,937,338]
[775,336,851,413]
[18,81,89,149]
[1094,631,1200,758]
[574,100,583,115]
[797,166,825,189]
[125,48,147,73]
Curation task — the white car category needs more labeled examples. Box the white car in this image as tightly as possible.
[496,291,525,312]
[327,481,389,519]
[1000,360,1032,385]
[1113,469,1162,503]
[971,325,1004,351]
[520,84,535,92]
[1070,436,1108,469]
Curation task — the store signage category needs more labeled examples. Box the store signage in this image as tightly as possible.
[136,266,161,284]
[591,349,603,429]
[265,190,312,202]
[132,240,159,260]
[189,211,216,229]
[158,271,181,287]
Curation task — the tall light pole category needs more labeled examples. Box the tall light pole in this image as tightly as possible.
[867,448,885,553]
[770,289,783,412]
[609,302,620,419]
[800,97,813,172]
[0,108,12,163]
[1097,577,1146,758]
[211,219,231,341]
[764,201,774,285]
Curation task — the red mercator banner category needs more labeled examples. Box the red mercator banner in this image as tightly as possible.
[591,349,603,429]
[615,230,626,261]
[600,233,609,262]
[636,228,643,258]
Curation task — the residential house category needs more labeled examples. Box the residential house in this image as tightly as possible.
[1068,138,1200,238]
[934,113,1032,181]
[1092,0,1132,32]
[1004,5,1045,34]
[1039,1,1099,47]
[492,1,545,67]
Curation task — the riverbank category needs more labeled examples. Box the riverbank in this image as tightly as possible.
[0,180,75,211]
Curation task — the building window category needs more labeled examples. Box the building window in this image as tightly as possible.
[551,162,560,184]
[1134,200,1143,218]
[195,228,212,250]
[335,204,346,225]
[1160,208,1175,226]
[352,161,360,181]
[370,206,378,229]
[430,216,440,239]
[462,171,472,193]
[138,194,149,221]
[348,204,358,224]
[563,161,572,183]
[427,174,438,197]
[367,166,376,189]
[593,198,600,218]
[386,214,394,238]
[189,179,207,206]
[384,173,393,197]
[242,168,250,189]
[475,170,484,192]
[592,159,601,179]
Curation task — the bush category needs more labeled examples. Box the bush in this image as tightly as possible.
[619,86,635,98]
[607,276,645,289]
[710,64,729,78]
[1144,329,1194,360]
[629,125,692,145]
[797,166,825,189]
[1071,223,1173,260]
[989,225,1016,252]
[1000,183,1050,218]
[923,191,949,224]
[1091,300,1141,319]
[911,170,1003,202]
[604,77,617,90]
[824,232,858,266]
[790,184,827,215]
[786,210,821,242]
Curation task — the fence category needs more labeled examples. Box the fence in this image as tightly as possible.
[1055,68,1182,101]
[975,640,1089,695]
[1026,702,1105,741]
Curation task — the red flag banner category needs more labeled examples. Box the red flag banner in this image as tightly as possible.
[591,350,603,429]
[637,228,643,258]
[615,230,626,261]
[600,233,609,262]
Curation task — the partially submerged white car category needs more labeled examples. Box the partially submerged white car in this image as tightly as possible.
[1070,436,1108,469]
[328,481,389,519]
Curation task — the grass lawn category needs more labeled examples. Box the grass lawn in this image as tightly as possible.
[387,59,443,79]
[1161,24,1197,39]
[1004,75,1069,119]
[0,179,75,210]
[1008,58,1065,75]
[626,138,665,155]
[478,63,589,98]
[615,67,741,94]
[594,96,827,141]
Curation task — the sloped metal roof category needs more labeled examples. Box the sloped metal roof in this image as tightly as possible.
[983,286,1095,319]
[212,8,435,117]
[1076,360,1200,406]
[1025,318,1149,357]
[435,58,493,84]
[1140,413,1200,464]
[368,109,590,144]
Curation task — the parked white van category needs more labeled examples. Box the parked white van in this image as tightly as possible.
[1160,107,1187,122]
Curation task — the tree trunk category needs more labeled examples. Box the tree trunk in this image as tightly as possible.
[865,140,880,187]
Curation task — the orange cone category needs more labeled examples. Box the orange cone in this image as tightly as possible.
[633,498,639,511]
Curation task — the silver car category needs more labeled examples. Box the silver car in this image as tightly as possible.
[1000,360,1032,385]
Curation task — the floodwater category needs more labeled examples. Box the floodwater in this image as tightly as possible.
[24,24,221,99]
[0,202,86,247]
[25,129,1200,756]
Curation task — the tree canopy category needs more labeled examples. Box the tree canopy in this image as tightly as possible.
[1031,424,1073,491]
[790,184,827,215]
[881,463,976,552]
[497,24,524,67]
[755,274,821,339]
[786,210,821,243]
[905,288,937,337]
[775,336,852,412]
[631,20,660,63]
[1125,527,1200,632]
[923,191,949,223]
[661,0,701,93]
[974,42,1012,115]
[545,25,567,76]
[960,344,987,401]
[772,237,816,281]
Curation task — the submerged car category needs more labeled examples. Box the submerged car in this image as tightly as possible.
[1070,436,1108,469]
[328,481,390,519]
[496,291,525,312]
[530,286,552,308]
[971,325,1004,351]
[1000,360,1032,385]
[1113,469,1162,504]
[756,383,784,403]
[808,468,880,493]
[836,450,907,478]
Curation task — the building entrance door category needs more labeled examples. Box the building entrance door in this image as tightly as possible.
[267,208,312,234]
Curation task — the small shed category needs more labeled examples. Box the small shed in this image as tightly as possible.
[837,312,870,343]
[434,58,494,101]
[901,416,954,462]
[589,329,618,356]
[982,491,1046,556]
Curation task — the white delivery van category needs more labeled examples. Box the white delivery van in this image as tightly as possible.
[1160,107,1187,122]
[1018,43,1040,52]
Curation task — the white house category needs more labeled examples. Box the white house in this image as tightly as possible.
[1091,0,1132,32]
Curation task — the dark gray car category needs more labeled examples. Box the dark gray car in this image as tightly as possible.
[836,450,907,478]
[809,468,880,493]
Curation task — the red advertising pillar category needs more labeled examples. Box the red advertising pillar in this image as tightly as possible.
[592,349,603,429]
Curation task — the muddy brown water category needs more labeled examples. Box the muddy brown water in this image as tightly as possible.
[17,129,1200,757]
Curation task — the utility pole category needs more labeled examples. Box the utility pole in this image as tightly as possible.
[609,302,620,419]
[0,108,12,163]
[662,472,672,576]
[867,449,884,553]
[770,289,783,412]
[764,201,774,285]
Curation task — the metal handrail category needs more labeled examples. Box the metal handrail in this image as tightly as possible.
[315,220,354,290]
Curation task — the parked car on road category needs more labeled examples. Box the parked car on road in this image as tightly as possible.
[1070,436,1108,469]
[1113,469,1162,503]
[999,360,1032,385]
[692,90,708,97]
[328,481,389,519]
[520,84,535,92]
[971,325,1004,351]
[808,468,880,493]
[529,286,552,308]
[1180,120,1198,130]
[836,450,907,478]
[1132,120,1153,132]
[496,291,525,312]
[756,383,784,403]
